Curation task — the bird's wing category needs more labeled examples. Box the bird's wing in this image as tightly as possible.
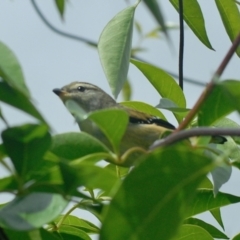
[122,106,176,130]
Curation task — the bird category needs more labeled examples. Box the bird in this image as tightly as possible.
[53,82,226,165]
[53,82,176,156]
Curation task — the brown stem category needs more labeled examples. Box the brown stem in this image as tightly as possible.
[176,32,240,131]
[150,127,240,149]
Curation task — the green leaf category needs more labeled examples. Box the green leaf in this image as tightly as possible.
[233,233,240,240]
[0,176,18,192]
[130,59,186,122]
[55,215,99,233]
[210,208,225,230]
[88,109,128,153]
[0,81,47,124]
[121,79,132,101]
[170,0,213,49]
[121,101,166,120]
[130,59,186,108]
[215,0,240,56]
[59,225,91,240]
[4,228,60,240]
[59,161,120,194]
[198,80,240,126]
[174,225,214,240]
[98,3,139,98]
[187,189,240,217]
[55,0,65,18]
[100,146,213,240]
[51,132,109,160]
[142,0,168,37]
[1,124,51,178]
[184,218,229,239]
[0,193,68,231]
[0,41,30,97]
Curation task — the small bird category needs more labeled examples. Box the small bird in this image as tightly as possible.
[53,82,176,156]
[53,82,226,164]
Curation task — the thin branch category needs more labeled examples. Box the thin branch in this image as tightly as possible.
[30,0,97,46]
[150,128,240,149]
[178,0,184,90]
[176,32,240,131]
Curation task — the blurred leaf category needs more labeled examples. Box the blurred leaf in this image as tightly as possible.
[104,164,129,178]
[143,0,168,37]
[51,132,109,161]
[187,189,240,217]
[215,117,240,144]
[210,208,225,230]
[134,21,142,36]
[55,0,65,19]
[121,101,166,120]
[156,98,189,120]
[55,215,99,233]
[0,176,18,192]
[0,41,30,97]
[215,0,240,56]
[211,164,232,196]
[1,124,51,178]
[0,106,8,126]
[233,233,240,240]
[174,225,214,240]
[59,161,120,194]
[121,79,132,101]
[184,218,229,239]
[88,109,128,153]
[198,80,240,126]
[0,81,47,124]
[100,146,213,240]
[0,193,67,231]
[98,3,139,98]
[170,0,213,49]
[4,228,60,240]
[59,225,91,240]
[198,176,212,189]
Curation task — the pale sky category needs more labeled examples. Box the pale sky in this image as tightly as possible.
[0,1,240,239]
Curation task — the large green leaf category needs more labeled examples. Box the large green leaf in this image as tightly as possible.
[1,124,51,178]
[215,0,240,56]
[100,147,213,240]
[0,81,46,124]
[88,109,128,153]
[170,0,213,49]
[130,59,186,108]
[184,218,229,239]
[59,161,120,195]
[51,132,109,160]
[98,3,139,98]
[174,225,214,240]
[121,101,166,120]
[187,189,240,217]
[0,41,30,97]
[0,193,68,231]
[58,225,91,240]
[55,215,99,233]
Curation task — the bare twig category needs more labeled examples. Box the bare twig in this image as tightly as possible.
[30,0,97,46]
[150,128,240,149]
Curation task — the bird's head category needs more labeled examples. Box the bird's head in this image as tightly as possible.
[53,82,116,113]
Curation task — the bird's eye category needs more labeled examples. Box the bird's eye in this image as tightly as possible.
[77,86,85,92]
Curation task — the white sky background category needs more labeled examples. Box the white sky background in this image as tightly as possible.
[0,0,240,239]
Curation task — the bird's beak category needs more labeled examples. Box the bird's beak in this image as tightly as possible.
[53,88,66,99]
